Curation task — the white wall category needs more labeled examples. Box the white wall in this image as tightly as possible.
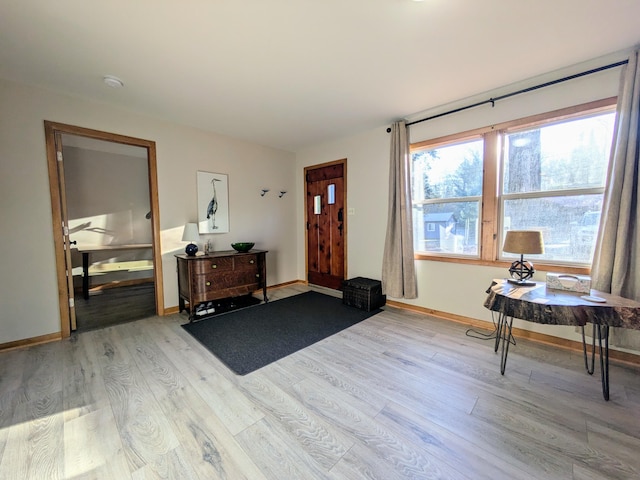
[296,50,638,353]
[64,145,152,246]
[0,78,297,344]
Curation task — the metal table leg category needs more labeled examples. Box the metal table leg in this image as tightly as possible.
[494,311,506,353]
[598,325,610,401]
[581,323,610,401]
[499,314,515,375]
[581,324,597,374]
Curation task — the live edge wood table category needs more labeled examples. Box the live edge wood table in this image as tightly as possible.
[176,250,268,322]
[484,279,640,400]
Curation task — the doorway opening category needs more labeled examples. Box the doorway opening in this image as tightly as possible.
[44,122,164,336]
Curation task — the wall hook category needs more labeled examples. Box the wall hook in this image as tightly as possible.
[260,189,270,197]
[279,191,287,198]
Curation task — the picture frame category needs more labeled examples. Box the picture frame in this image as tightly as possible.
[197,171,229,233]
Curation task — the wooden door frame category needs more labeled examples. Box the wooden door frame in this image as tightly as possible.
[304,158,348,286]
[44,121,164,338]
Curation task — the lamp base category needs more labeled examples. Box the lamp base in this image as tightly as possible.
[508,257,535,284]
[507,278,537,287]
[185,243,198,256]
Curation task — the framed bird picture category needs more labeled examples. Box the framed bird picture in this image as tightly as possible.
[197,171,229,233]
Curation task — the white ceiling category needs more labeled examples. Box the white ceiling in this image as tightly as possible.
[2,1,639,152]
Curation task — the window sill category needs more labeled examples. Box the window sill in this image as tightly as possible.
[414,253,591,275]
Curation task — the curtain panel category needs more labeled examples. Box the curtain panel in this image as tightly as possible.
[382,121,418,299]
[591,49,640,302]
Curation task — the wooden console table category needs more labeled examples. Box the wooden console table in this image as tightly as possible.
[176,250,268,321]
[484,279,640,400]
[77,244,152,299]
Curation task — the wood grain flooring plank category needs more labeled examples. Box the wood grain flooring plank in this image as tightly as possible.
[0,389,65,479]
[236,416,337,480]
[143,317,266,436]
[415,349,591,435]
[470,394,623,476]
[290,377,472,479]
[0,342,65,480]
[377,400,541,480]
[118,322,268,480]
[91,326,182,476]
[61,331,113,422]
[0,347,28,393]
[290,352,389,417]
[572,463,620,480]
[329,441,417,480]
[63,406,132,480]
[0,347,29,466]
[584,420,640,478]
[0,398,31,480]
[237,374,353,470]
[312,337,479,415]
[128,446,200,480]
[389,398,575,479]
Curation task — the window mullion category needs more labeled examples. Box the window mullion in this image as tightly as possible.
[502,187,605,201]
[480,130,499,261]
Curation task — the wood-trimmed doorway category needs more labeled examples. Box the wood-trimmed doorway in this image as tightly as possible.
[304,159,347,290]
[44,121,164,338]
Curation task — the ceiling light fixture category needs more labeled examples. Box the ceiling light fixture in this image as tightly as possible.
[103,75,124,88]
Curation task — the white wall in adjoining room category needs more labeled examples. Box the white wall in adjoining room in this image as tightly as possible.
[0,77,297,345]
[295,50,638,354]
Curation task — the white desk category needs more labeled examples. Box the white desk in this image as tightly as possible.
[77,244,152,299]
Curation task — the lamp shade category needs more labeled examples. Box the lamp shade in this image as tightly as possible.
[503,230,544,255]
[181,223,200,242]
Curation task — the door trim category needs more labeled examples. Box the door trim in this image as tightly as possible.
[44,121,164,338]
[304,158,347,288]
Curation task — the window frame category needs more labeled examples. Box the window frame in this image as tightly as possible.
[410,97,617,274]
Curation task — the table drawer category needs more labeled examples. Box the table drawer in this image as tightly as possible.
[193,270,260,291]
[234,254,259,270]
[192,256,234,274]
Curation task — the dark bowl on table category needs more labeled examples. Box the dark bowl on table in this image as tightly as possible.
[231,242,255,253]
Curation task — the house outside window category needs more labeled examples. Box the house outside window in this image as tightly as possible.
[411,99,616,268]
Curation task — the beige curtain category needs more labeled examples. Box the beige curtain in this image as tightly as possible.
[591,48,640,301]
[382,121,417,299]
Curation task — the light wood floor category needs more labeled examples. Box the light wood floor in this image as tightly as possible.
[1,284,639,479]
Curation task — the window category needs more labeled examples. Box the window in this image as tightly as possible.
[411,98,616,267]
[412,138,483,256]
[501,113,614,264]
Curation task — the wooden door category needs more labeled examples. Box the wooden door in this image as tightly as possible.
[54,133,78,331]
[305,160,346,290]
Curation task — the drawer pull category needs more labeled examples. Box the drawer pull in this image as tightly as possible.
[211,264,217,269]
[206,281,211,286]
[250,260,255,264]
[256,274,260,278]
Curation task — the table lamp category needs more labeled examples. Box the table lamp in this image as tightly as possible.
[503,230,544,286]
[182,223,200,256]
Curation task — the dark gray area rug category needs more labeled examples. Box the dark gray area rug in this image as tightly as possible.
[182,291,381,375]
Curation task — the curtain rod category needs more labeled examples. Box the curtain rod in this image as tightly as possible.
[387,59,628,132]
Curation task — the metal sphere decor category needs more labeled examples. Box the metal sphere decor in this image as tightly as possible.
[508,259,535,283]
